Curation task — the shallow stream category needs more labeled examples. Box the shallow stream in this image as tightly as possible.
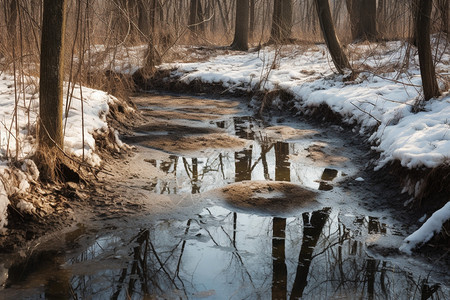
[1,94,448,299]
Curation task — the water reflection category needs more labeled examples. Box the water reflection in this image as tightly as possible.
[2,113,448,299]
[147,117,344,195]
[2,206,447,299]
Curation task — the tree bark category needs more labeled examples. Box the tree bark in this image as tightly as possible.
[189,0,204,33]
[269,0,292,43]
[315,0,351,74]
[280,0,293,41]
[39,0,67,149]
[416,0,440,101]
[249,0,255,40]
[6,0,18,38]
[231,0,249,50]
[346,0,377,41]
[360,0,377,41]
[437,0,449,36]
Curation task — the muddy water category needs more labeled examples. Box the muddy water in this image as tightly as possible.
[1,94,449,299]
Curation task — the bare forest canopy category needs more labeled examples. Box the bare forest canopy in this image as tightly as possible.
[1,0,448,79]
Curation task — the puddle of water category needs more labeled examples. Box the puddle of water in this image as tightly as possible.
[2,206,447,299]
[145,116,346,196]
[1,100,448,299]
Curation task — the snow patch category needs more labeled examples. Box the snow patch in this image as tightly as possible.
[400,202,450,254]
[16,199,36,214]
[0,178,8,234]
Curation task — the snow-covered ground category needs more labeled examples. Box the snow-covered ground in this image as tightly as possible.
[159,40,449,252]
[0,75,126,233]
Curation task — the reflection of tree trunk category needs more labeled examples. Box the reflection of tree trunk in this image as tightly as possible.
[192,158,200,194]
[233,212,237,247]
[290,208,331,299]
[44,257,71,299]
[234,118,253,182]
[272,217,287,299]
[176,219,191,277]
[261,143,272,180]
[368,217,386,234]
[366,258,376,300]
[421,280,440,300]
[235,149,252,182]
[275,142,290,181]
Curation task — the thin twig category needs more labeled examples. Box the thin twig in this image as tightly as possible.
[350,102,381,126]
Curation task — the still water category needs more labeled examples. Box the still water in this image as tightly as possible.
[1,96,448,299]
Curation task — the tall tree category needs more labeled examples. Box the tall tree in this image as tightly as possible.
[416,0,440,101]
[249,0,256,40]
[315,0,352,74]
[39,0,67,150]
[230,0,249,50]
[437,0,449,37]
[269,0,293,43]
[189,0,204,33]
[6,0,18,37]
[346,0,377,41]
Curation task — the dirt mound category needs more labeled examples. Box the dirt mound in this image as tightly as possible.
[217,181,319,216]
[264,126,318,141]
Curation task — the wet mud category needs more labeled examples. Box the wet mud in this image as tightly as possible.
[0,93,448,299]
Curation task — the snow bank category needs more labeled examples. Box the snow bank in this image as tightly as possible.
[0,75,120,165]
[0,74,126,232]
[162,42,449,171]
[0,167,8,234]
[400,202,450,254]
[160,41,449,250]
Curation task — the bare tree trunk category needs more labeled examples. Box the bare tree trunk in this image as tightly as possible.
[377,0,385,38]
[315,0,351,74]
[345,0,361,40]
[142,0,158,76]
[437,0,449,37]
[39,0,67,150]
[360,0,377,40]
[416,0,440,100]
[346,0,377,41]
[189,0,204,33]
[411,0,420,46]
[269,0,292,43]
[230,0,249,50]
[280,0,292,41]
[249,0,255,40]
[6,0,18,37]
[270,0,281,42]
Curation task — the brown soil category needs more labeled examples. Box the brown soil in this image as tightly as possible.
[122,94,250,155]
[216,181,319,216]
[263,126,319,141]
[304,142,349,166]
